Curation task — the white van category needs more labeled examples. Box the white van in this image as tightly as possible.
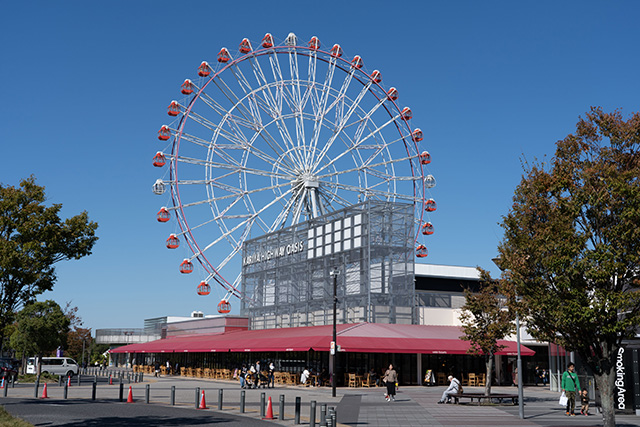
[26,357,79,377]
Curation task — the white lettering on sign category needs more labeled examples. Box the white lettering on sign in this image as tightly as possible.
[243,240,305,266]
[616,347,626,410]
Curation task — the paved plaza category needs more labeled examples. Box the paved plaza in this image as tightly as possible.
[3,374,640,426]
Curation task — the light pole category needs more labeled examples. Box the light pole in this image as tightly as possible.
[329,267,340,398]
[515,300,524,419]
[493,256,524,419]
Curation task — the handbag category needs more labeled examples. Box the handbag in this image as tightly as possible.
[559,391,568,406]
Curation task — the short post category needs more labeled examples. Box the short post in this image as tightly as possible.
[92,380,97,400]
[327,407,335,427]
[63,382,68,399]
[218,388,223,410]
[195,387,200,409]
[119,382,124,402]
[58,375,63,387]
[295,396,301,424]
[140,373,144,382]
[332,407,337,426]
[77,373,81,386]
[171,386,175,406]
[320,403,327,426]
[3,382,7,397]
[260,392,266,418]
[310,400,317,427]
[145,384,150,404]
[34,380,39,399]
[240,390,245,413]
[279,394,285,420]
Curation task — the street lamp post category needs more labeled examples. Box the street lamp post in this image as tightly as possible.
[329,267,340,398]
[493,256,524,419]
[515,304,524,419]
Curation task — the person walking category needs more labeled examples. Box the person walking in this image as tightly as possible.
[561,363,581,416]
[383,364,398,402]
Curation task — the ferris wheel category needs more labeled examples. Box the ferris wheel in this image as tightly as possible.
[152,33,436,313]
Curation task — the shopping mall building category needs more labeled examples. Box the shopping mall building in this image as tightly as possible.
[110,201,546,386]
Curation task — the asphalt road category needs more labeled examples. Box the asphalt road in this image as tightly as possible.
[2,397,276,427]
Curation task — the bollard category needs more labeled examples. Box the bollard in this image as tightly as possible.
[77,373,81,386]
[295,396,301,424]
[310,400,316,427]
[240,390,245,413]
[3,381,7,397]
[58,375,63,387]
[140,373,144,382]
[328,407,336,427]
[332,407,337,426]
[171,386,175,406]
[146,384,150,404]
[92,381,97,400]
[195,387,200,409]
[260,392,266,418]
[218,389,223,410]
[320,404,327,426]
[63,383,68,399]
[119,382,124,402]
[279,394,285,420]
[34,380,39,399]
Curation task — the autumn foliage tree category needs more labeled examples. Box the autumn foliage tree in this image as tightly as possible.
[0,177,98,348]
[497,107,640,427]
[460,268,515,396]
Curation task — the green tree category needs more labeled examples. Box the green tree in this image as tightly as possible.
[63,302,92,365]
[459,268,515,396]
[10,300,70,375]
[0,176,98,347]
[497,107,640,427]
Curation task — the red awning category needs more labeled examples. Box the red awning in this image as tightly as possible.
[111,323,535,356]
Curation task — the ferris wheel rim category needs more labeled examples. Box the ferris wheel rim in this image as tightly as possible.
[162,36,432,301]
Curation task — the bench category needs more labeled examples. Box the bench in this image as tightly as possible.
[449,392,518,405]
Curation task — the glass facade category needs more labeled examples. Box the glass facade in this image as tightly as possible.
[241,201,415,329]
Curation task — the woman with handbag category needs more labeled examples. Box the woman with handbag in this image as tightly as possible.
[383,364,398,402]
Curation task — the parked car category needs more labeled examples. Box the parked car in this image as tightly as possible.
[25,357,79,377]
[0,360,18,382]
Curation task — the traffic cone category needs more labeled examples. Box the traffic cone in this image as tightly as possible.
[127,386,134,403]
[41,383,49,399]
[109,375,113,385]
[0,378,4,389]
[198,390,208,409]
[263,396,274,420]
[67,376,71,387]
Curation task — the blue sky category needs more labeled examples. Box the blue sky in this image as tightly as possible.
[2,1,639,330]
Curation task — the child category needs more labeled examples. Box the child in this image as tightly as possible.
[580,389,590,416]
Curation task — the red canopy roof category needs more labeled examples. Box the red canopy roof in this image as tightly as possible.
[110,323,534,356]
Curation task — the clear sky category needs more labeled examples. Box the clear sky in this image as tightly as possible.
[2,1,639,331]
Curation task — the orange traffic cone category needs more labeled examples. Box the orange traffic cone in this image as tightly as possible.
[41,383,49,399]
[0,378,4,389]
[67,376,71,387]
[127,386,134,403]
[263,396,274,420]
[198,390,208,409]
[109,375,113,385]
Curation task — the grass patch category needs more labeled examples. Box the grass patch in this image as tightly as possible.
[17,373,59,383]
[0,406,34,427]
